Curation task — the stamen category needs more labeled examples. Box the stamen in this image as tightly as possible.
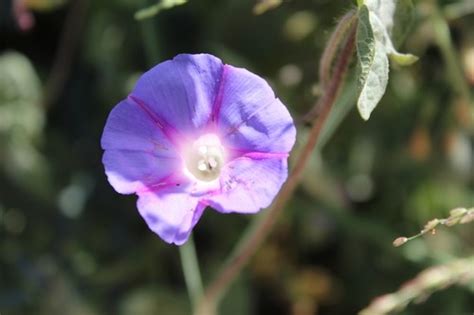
[183,134,225,182]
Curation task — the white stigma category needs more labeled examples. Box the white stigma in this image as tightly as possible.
[184,134,225,182]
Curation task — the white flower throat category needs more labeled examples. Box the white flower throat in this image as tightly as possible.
[184,134,225,182]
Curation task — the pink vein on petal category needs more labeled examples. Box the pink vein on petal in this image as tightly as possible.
[128,95,163,127]
[128,95,182,147]
[240,151,289,159]
[106,148,178,160]
[210,64,228,123]
[223,99,275,137]
[135,173,184,194]
[171,200,206,243]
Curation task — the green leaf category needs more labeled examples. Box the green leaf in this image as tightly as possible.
[0,51,51,197]
[134,0,187,20]
[355,1,417,120]
[364,0,396,32]
[253,0,282,15]
[0,52,43,139]
[356,5,389,121]
[365,0,418,67]
[368,9,417,67]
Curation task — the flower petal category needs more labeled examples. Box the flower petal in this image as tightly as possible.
[130,53,224,136]
[216,65,296,155]
[205,157,288,214]
[101,99,176,155]
[102,150,179,194]
[137,189,206,245]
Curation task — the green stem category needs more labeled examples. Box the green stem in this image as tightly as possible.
[179,234,204,310]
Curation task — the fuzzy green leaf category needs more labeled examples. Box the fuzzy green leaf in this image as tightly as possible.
[355,1,417,120]
[356,5,389,121]
[368,9,418,67]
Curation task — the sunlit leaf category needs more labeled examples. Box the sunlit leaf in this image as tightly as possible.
[356,5,389,121]
[363,0,397,32]
[0,51,51,197]
[253,0,282,15]
[0,51,43,139]
[25,0,67,11]
[361,0,418,66]
[368,9,418,67]
[355,1,417,120]
[134,0,187,20]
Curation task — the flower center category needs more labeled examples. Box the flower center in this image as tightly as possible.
[184,134,225,182]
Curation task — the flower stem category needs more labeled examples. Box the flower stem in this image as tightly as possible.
[179,234,204,311]
[197,14,358,315]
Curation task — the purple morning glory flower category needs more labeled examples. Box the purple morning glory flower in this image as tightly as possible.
[101,53,296,245]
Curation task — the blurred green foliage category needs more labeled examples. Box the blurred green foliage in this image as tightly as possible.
[0,0,473,314]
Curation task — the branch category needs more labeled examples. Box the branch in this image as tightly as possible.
[42,0,89,109]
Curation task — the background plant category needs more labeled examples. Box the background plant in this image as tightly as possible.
[0,0,472,314]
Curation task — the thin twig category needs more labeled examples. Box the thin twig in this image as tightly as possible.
[393,207,474,247]
[197,18,358,315]
[42,0,89,109]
